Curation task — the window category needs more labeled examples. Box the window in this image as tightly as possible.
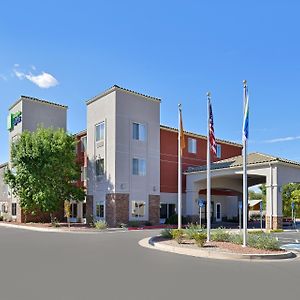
[11,203,17,216]
[81,166,87,181]
[216,144,222,158]
[132,158,146,176]
[82,203,86,219]
[81,136,87,152]
[132,123,146,141]
[188,138,197,153]
[160,203,176,219]
[95,121,105,142]
[96,202,105,218]
[96,158,104,176]
[131,201,146,218]
[70,203,77,218]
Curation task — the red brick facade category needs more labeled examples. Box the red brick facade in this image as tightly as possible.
[106,193,129,227]
[149,195,160,225]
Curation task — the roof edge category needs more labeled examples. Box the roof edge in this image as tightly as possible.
[86,85,161,105]
[160,124,243,147]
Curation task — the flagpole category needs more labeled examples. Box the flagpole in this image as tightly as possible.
[206,92,211,242]
[178,103,182,229]
[242,80,248,247]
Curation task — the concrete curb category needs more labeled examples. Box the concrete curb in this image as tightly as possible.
[0,222,127,234]
[139,236,297,261]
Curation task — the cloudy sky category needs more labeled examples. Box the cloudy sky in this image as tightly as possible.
[1,0,300,163]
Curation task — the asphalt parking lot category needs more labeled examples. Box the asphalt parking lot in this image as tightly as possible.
[272,229,300,250]
[0,227,300,300]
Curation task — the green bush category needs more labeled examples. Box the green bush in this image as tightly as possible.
[171,229,185,244]
[211,228,231,242]
[160,228,172,239]
[184,223,203,239]
[165,214,187,225]
[94,220,108,230]
[247,233,280,250]
[248,230,264,235]
[144,221,152,226]
[0,215,3,221]
[193,232,207,247]
[229,234,243,245]
[127,221,141,227]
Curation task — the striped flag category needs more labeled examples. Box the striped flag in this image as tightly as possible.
[209,100,217,156]
[242,90,249,141]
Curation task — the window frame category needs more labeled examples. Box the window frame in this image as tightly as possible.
[188,137,197,154]
[131,201,146,218]
[95,158,105,177]
[96,201,105,219]
[95,121,105,143]
[216,144,222,159]
[132,158,146,176]
[80,136,87,152]
[132,122,146,141]
[11,203,17,216]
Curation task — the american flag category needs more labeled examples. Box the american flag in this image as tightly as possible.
[209,100,217,156]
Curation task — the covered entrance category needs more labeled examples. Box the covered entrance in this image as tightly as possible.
[185,153,300,229]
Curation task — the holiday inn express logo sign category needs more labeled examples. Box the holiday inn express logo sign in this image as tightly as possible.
[7,111,22,131]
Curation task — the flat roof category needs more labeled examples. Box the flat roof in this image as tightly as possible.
[86,85,161,105]
[9,95,68,111]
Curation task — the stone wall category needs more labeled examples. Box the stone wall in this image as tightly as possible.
[149,195,160,225]
[106,193,129,227]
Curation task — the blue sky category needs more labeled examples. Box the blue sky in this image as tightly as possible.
[1,0,300,164]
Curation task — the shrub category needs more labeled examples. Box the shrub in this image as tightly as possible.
[165,214,187,225]
[230,234,243,245]
[0,215,3,221]
[211,228,231,242]
[94,220,108,230]
[127,221,141,228]
[171,229,185,244]
[51,217,60,228]
[248,230,264,235]
[160,228,172,239]
[184,223,203,239]
[193,232,207,247]
[144,221,152,226]
[247,233,280,250]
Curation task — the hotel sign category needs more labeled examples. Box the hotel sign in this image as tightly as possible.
[7,111,22,131]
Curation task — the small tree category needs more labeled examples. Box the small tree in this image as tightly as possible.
[291,190,300,218]
[281,183,300,217]
[64,200,71,228]
[5,127,85,222]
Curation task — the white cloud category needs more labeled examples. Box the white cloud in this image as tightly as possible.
[14,63,20,68]
[25,72,58,88]
[13,68,59,88]
[264,136,300,143]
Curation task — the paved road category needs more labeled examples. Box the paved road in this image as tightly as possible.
[0,227,300,300]
[272,230,300,249]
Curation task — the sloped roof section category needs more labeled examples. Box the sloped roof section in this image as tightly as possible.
[86,85,161,105]
[186,152,300,173]
[10,95,68,110]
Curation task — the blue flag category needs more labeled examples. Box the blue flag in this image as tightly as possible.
[243,92,249,140]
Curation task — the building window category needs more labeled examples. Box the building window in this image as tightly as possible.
[95,121,105,142]
[70,203,77,218]
[160,203,176,219]
[188,138,197,153]
[132,158,146,176]
[96,202,105,218]
[96,158,104,176]
[81,166,87,181]
[82,203,86,219]
[81,136,87,152]
[131,201,146,218]
[216,144,222,158]
[132,123,146,141]
[11,203,17,216]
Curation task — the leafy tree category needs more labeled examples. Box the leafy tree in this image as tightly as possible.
[249,190,262,200]
[281,183,300,217]
[5,127,85,221]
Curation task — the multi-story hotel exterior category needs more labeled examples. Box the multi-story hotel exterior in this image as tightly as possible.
[5,84,297,229]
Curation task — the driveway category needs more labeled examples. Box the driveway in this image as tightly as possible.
[0,227,299,300]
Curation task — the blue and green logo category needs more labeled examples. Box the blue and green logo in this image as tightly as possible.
[7,111,22,131]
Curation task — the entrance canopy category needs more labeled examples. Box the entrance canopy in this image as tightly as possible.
[184,152,300,229]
